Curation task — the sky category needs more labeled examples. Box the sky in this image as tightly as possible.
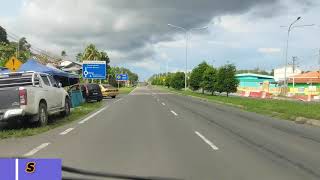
[0,0,320,81]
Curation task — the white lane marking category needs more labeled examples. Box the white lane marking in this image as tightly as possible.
[24,143,51,157]
[15,158,18,180]
[161,102,166,106]
[59,128,74,135]
[170,110,178,116]
[78,106,107,124]
[128,87,137,95]
[195,131,219,150]
[114,98,123,103]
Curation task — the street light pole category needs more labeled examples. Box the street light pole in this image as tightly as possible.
[283,17,314,89]
[284,17,300,88]
[168,24,209,91]
[185,31,188,91]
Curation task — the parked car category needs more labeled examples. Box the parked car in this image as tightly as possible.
[69,83,103,102]
[0,72,71,127]
[99,84,119,98]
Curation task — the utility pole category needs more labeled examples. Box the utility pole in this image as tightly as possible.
[292,56,298,73]
[16,38,20,58]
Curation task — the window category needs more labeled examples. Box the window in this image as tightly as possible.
[88,84,100,90]
[48,76,58,87]
[40,75,50,86]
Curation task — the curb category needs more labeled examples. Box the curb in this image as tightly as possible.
[294,117,320,128]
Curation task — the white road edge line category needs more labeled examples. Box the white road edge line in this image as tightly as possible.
[195,131,219,150]
[161,102,166,106]
[170,110,178,116]
[59,128,74,135]
[24,143,51,157]
[15,158,18,180]
[114,98,123,103]
[78,106,107,124]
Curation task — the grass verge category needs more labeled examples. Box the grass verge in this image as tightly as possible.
[119,86,135,94]
[155,86,320,121]
[0,102,103,139]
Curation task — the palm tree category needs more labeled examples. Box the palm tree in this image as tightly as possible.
[76,53,83,62]
[61,50,67,57]
[82,44,101,60]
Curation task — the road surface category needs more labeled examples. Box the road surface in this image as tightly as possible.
[1,86,320,180]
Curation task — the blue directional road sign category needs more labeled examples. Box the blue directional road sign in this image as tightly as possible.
[82,61,106,79]
[116,74,129,81]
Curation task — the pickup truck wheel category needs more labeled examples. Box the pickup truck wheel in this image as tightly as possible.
[37,103,48,127]
[111,96,116,98]
[61,98,71,117]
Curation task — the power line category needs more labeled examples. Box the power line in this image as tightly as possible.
[5,30,63,63]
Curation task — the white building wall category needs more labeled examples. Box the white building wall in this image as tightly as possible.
[274,66,302,82]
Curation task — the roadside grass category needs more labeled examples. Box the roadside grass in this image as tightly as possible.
[119,86,135,94]
[0,102,103,139]
[155,86,320,121]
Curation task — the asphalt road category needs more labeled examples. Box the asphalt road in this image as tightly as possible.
[1,86,320,180]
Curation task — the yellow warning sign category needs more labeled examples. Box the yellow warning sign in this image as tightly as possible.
[5,56,22,72]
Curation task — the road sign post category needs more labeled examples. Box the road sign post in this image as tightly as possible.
[116,74,129,88]
[116,74,129,81]
[82,61,106,80]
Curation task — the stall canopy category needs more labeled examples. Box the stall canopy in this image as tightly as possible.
[17,59,79,86]
[0,67,9,74]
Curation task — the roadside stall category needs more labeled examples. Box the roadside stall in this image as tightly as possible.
[18,59,79,86]
[17,59,83,107]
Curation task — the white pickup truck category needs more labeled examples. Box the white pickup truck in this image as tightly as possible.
[0,72,71,126]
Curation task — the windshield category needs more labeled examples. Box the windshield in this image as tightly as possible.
[87,84,100,90]
[1,1,320,180]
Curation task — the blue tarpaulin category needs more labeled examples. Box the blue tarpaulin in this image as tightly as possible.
[17,59,79,86]
[18,59,78,78]
[0,67,9,74]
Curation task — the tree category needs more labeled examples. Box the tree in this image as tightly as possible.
[170,72,185,90]
[17,37,31,62]
[0,42,16,65]
[100,51,110,77]
[189,61,209,93]
[107,66,139,87]
[76,53,82,61]
[217,64,239,97]
[202,66,218,95]
[0,26,9,44]
[82,44,100,60]
[61,50,67,57]
[0,37,32,65]
[270,69,274,76]
[165,73,173,88]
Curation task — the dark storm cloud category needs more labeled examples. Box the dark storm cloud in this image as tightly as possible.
[13,0,312,62]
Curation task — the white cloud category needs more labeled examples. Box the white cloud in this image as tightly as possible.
[131,59,159,71]
[258,48,281,54]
